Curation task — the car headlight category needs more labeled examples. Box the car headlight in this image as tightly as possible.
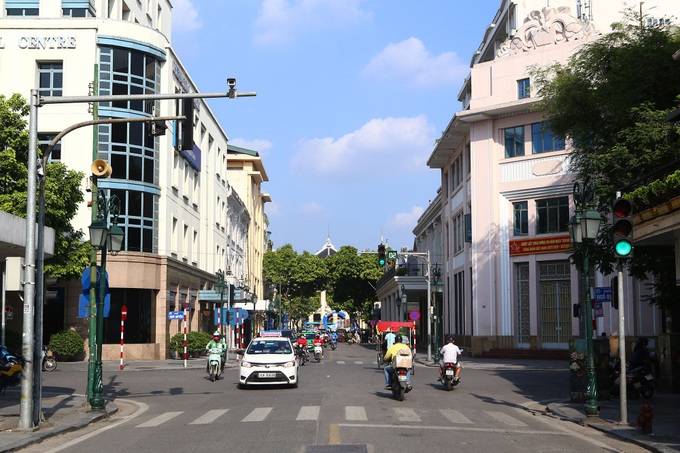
[283,361,295,368]
[241,361,253,368]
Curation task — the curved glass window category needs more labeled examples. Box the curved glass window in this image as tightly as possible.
[98,45,161,254]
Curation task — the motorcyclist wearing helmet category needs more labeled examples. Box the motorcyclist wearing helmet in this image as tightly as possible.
[438,335,462,382]
[206,330,227,371]
[383,334,412,391]
[313,332,324,358]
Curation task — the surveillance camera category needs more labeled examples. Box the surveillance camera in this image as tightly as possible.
[227,78,236,88]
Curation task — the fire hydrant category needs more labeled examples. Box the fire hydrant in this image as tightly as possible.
[637,399,654,434]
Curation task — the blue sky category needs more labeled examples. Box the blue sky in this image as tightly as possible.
[171,0,500,254]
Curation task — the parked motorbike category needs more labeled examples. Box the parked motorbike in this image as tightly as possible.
[608,357,655,399]
[206,348,223,382]
[313,344,323,362]
[42,346,57,372]
[1,345,23,366]
[1,345,23,394]
[295,344,308,366]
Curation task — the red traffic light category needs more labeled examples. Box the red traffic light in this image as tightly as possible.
[612,198,632,219]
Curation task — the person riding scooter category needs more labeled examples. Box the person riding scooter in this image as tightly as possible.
[295,334,310,361]
[438,335,462,383]
[205,330,227,371]
[383,334,412,391]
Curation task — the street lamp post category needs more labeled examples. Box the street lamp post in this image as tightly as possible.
[569,180,602,417]
[87,190,124,412]
[398,285,407,321]
[215,270,227,339]
[432,266,442,362]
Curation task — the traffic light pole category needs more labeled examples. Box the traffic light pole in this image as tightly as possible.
[617,259,627,422]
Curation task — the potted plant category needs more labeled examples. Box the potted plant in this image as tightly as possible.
[169,333,185,359]
[187,331,212,357]
[48,329,85,362]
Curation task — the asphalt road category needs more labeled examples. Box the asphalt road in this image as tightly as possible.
[19,344,648,453]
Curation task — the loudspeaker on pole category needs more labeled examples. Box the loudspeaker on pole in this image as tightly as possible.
[91,159,113,178]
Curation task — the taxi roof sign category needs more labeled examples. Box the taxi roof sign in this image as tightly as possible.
[260,330,282,337]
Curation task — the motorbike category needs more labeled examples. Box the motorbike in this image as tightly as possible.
[295,344,308,366]
[1,346,24,394]
[330,338,337,351]
[441,348,463,391]
[608,357,655,399]
[313,343,323,362]
[206,348,223,382]
[42,346,57,372]
[389,349,413,401]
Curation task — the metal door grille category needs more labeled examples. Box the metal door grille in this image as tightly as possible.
[539,261,571,348]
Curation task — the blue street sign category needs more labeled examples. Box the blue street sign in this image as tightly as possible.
[594,287,612,303]
[78,266,110,318]
[168,311,184,320]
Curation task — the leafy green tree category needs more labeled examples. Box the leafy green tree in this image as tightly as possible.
[325,246,382,323]
[0,93,89,280]
[531,13,680,311]
[263,244,326,328]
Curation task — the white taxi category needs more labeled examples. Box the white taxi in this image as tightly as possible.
[237,331,299,389]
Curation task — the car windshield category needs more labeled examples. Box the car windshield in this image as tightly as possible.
[246,339,291,354]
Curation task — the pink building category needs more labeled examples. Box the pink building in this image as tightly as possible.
[426,1,679,355]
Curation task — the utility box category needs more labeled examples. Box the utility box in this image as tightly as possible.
[5,257,24,291]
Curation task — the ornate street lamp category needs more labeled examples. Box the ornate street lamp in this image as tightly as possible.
[87,191,123,413]
[572,180,603,417]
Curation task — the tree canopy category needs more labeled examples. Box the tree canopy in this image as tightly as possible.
[531,13,680,307]
[263,243,382,327]
[0,93,89,280]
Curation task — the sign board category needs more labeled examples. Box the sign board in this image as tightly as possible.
[168,311,184,320]
[121,305,128,321]
[594,287,611,303]
[409,310,420,321]
[197,289,222,301]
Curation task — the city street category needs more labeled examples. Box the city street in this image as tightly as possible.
[19,343,648,453]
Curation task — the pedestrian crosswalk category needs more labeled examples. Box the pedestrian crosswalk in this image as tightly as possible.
[133,406,530,429]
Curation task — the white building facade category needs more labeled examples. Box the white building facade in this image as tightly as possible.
[426,0,679,354]
[0,0,267,359]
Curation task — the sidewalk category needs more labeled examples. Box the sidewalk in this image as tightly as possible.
[1,356,679,452]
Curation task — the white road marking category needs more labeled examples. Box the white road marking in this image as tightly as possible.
[136,411,183,427]
[297,406,321,420]
[189,409,230,425]
[394,408,421,422]
[439,409,473,424]
[487,410,528,426]
[345,406,368,421]
[242,407,273,422]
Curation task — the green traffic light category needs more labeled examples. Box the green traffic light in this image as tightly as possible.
[615,240,633,257]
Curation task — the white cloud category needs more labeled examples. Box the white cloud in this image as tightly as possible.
[300,201,324,213]
[228,138,273,159]
[362,37,468,87]
[290,115,435,180]
[392,206,425,230]
[172,0,202,32]
[254,0,372,46]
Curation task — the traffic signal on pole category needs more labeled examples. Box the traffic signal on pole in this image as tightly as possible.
[377,244,386,266]
[612,197,634,258]
[611,277,619,310]
[179,97,194,151]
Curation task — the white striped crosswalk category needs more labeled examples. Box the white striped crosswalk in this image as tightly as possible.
[134,405,531,429]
